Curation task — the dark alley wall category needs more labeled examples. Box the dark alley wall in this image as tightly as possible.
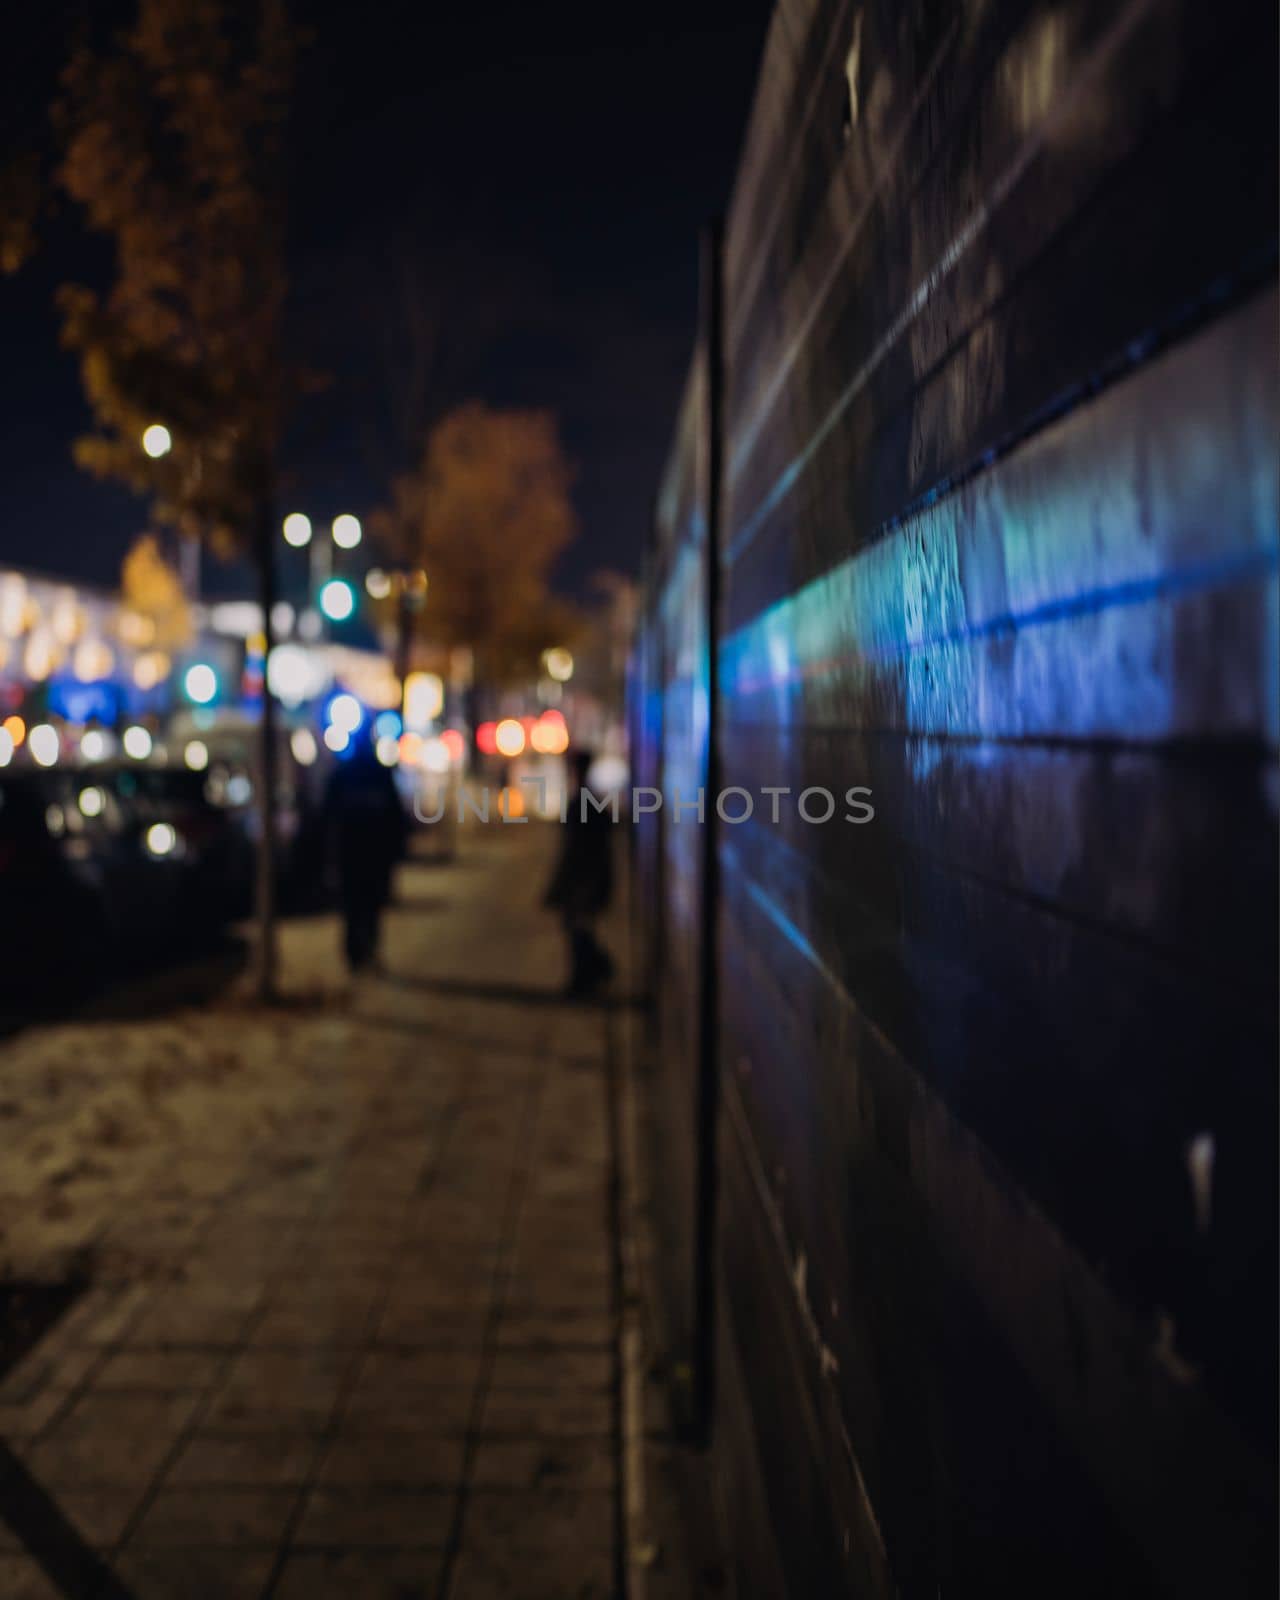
[632,0,1278,1594]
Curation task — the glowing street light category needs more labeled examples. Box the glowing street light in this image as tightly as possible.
[29,724,60,767]
[183,662,218,705]
[282,512,313,548]
[328,693,363,733]
[365,568,391,600]
[141,423,172,459]
[123,725,153,760]
[145,822,177,856]
[332,513,362,549]
[319,578,355,622]
[543,647,574,683]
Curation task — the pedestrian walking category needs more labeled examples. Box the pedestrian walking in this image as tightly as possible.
[545,748,615,998]
[323,730,407,972]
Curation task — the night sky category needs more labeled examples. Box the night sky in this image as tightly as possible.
[0,0,771,600]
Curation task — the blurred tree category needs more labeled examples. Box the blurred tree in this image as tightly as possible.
[54,0,302,998]
[120,534,193,654]
[371,403,582,715]
[0,150,40,275]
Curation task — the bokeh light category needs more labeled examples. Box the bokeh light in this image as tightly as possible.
[283,512,312,547]
[543,647,574,682]
[320,579,355,622]
[329,693,362,733]
[29,724,60,767]
[123,725,153,760]
[184,663,218,704]
[531,710,570,755]
[145,822,177,856]
[421,736,451,774]
[141,423,172,458]
[494,718,526,758]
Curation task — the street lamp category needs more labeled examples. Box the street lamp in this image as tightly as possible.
[282,512,312,548]
[282,510,362,637]
[141,423,172,459]
[332,513,362,550]
[319,578,355,622]
[544,647,574,683]
[183,662,218,705]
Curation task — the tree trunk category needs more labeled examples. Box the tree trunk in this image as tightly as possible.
[394,587,413,703]
[255,499,280,1002]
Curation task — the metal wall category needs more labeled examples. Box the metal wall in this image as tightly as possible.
[633,0,1278,1592]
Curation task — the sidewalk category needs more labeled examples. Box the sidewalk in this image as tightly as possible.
[0,824,625,1599]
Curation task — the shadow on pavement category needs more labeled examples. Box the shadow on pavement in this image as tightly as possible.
[383,971,643,1011]
[0,1444,137,1600]
[0,1272,136,1599]
[0,934,249,1040]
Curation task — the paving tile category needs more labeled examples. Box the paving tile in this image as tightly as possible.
[113,1544,275,1598]
[0,1554,63,1599]
[128,1485,298,1546]
[205,1348,350,1429]
[375,1302,488,1347]
[487,1350,613,1392]
[351,1347,483,1393]
[23,1392,200,1486]
[248,1303,375,1349]
[93,1348,227,1390]
[479,1388,613,1438]
[125,1296,259,1348]
[447,1543,613,1600]
[0,1387,74,1440]
[341,1384,475,1434]
[380,1282,491,1314]
[469,1438,615,1493]
[0,1343,99,1407]
[164,1428,324,1487]
[292,1487,455,1548]
[48,1486,146,1547]
[493,1315,613,1351]
[461,1485,616,1555]
[54,1287,153,1349]
[317,1432,466,1489]
[272,1548,443,1598]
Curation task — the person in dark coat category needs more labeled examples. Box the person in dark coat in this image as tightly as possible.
[324,730,407,972]
[545,748,615,997]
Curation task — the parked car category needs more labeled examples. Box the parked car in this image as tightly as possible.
[0,760,253,1002]
[169,714,330,910]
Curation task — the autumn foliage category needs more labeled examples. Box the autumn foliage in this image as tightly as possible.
[54,0,297,554]
[374,403,582,689]
[120,534,193,654]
